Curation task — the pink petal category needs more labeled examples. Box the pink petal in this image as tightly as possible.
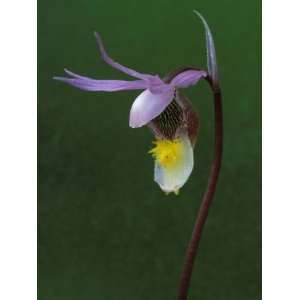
[147,75,174,94]
[94,32,152,81]
[170,69,207,88]
[129,87,175,128]
[53,69,149,92]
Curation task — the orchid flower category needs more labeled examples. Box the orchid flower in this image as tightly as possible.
[54,11,223,300]
[54,28,207,195]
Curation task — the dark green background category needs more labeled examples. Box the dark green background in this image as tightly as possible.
[38,0,261,299]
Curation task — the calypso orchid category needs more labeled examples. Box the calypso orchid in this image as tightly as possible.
[54,17,208,195]
[54,11,223,300]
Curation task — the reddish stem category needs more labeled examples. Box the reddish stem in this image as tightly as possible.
[177,77,223,300]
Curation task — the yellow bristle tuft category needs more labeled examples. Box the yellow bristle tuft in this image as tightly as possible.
[149,138,184,169]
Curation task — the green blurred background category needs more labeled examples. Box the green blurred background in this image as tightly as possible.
[38,0,261,299]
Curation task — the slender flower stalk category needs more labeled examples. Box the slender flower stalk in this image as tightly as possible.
[177,11,223,300]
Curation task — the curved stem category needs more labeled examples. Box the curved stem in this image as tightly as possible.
[177,78,223,300]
